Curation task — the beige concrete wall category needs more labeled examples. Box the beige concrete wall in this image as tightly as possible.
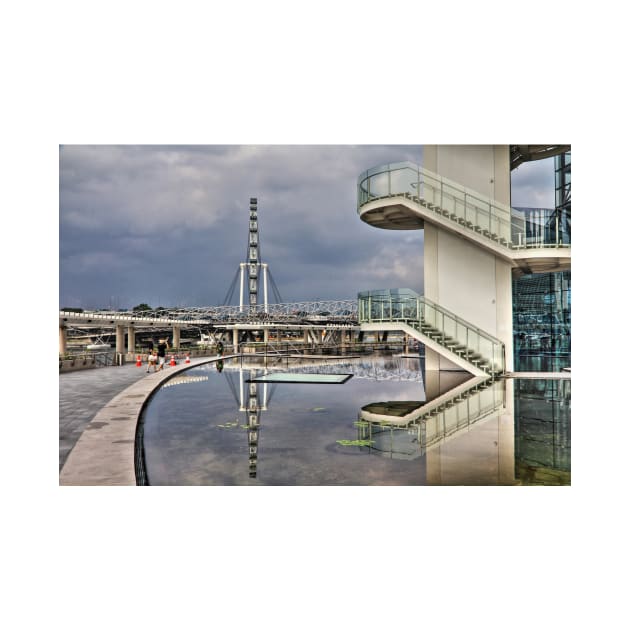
[424,145,510,204]
[437,228,497,333]
[422,145,513,371]
[495,257,514,371]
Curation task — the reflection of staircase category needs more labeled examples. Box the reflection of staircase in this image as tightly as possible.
[356,377,505,459]
[359,290,505,377]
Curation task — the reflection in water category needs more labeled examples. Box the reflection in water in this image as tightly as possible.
[356,377,505,460]
[222,369,273,479]
[514,378,570,484]
[141,356,570,485]
[219,356,427,479]
[516,354,570,373]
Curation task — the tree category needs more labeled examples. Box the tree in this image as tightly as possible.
[132,303,152,312]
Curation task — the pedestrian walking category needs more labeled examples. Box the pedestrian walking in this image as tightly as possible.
[156,338,169,371]
[147,351,157,373]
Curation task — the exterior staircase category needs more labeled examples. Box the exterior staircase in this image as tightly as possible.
[358,289,505,377]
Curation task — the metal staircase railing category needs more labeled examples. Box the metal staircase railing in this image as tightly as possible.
[357,161,571,250]
[358,289,505,376]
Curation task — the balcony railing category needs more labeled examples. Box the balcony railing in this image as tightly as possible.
[357,161,570,249]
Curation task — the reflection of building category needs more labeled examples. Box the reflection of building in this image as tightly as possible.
[514,378,570,484]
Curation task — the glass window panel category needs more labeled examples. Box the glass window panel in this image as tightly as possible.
[369,172,389,197]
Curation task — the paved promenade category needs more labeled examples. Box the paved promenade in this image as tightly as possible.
[59,355,234,484]
[59,357,225,473]
[59,363,149,471]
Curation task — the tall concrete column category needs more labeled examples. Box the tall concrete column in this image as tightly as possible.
[59,325,67,355]
[172,326,180,349]
[422,145,514,372]
[116,325,125,354]
[233,328,239,353]
[128,326,136,354]
[263,328,269,343]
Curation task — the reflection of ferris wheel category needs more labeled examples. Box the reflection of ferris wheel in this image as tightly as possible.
[222,367,277,479]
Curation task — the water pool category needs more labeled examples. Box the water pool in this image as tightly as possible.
[138,355,570,485]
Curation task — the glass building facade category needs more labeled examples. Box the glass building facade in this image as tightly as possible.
[555,151,571,235]
[514,377,571,484]
[511,206,571,248]
[513,271,571,371]
[512,151,571,372]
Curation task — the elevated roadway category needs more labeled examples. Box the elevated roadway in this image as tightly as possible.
[59,299,360,356]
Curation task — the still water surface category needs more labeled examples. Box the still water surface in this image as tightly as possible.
[140,356,570,485]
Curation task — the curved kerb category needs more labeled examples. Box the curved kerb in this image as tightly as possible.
[59,356,235,486]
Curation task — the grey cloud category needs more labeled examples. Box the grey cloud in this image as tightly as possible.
[510,156,556,208]
[60,145,426,308]
[60,145,551,310]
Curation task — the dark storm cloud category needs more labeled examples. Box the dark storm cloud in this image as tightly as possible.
[60,145,425,308]
[60,145,558,309]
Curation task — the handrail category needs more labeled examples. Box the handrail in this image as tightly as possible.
[419,295,503,345]
[357,161,570,249]
[358,289,505,375]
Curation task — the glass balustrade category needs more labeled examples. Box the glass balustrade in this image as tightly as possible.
[357,161,570,249]
[358,288,505,375]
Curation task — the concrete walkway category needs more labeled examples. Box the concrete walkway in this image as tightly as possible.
[59,363,149,471]
[59,355,232,484]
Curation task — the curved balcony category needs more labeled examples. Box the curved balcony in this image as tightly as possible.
[357,161,571,250]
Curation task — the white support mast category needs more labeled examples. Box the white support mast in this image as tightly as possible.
[239,263,246,312]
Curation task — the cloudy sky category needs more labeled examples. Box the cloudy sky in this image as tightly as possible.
[59,145,555,310]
